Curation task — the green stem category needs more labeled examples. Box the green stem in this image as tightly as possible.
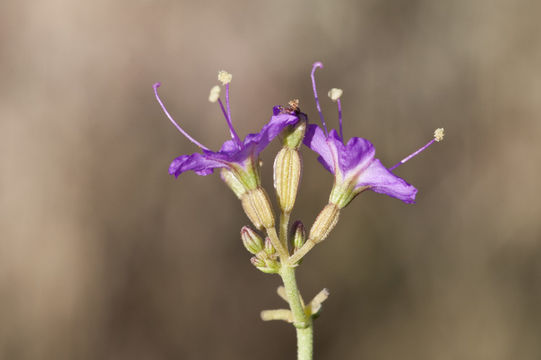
[296,326,313,360]
[280,265,313,360]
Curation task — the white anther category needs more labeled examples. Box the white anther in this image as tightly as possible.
[434,128,445,142]
[218,70,232,85]
[328,88,343,101]
[208,85,221,103]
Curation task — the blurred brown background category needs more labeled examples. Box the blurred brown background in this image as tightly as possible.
[1,0,541,359]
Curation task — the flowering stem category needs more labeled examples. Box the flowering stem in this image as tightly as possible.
[279,265,313,360]
[296,325,313,360]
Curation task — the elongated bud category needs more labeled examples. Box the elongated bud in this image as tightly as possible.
[241,195,263,229]
[241,226,264,254]
[241,188,275,229]
[291,220,306,250]
[309,203,340,244]
[221,168,248,199]
[264,237,276,255]
[282,118,307,149]
[274,148,302,213]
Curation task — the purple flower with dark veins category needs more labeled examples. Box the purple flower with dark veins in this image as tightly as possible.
[304,62,444,209]
[153,71,303,198]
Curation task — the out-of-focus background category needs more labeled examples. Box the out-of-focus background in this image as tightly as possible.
[1,0,541,359]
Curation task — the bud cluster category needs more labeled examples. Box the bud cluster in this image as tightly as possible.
[241,226,279,273]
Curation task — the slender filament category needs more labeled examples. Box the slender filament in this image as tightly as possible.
[153,83,210,151]
[389,138,436,171]
[223,83,242,146]
[311,62,328,135]
[337,98,343,140]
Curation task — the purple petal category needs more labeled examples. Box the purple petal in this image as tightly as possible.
[303,124,335,173]
[219,139,239,153]
[354,159,418,203]
[169,153,228,177]
[247,112,302,155]
[339,136,375,174]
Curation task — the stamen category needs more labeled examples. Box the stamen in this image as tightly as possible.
[225,83,233,135]
[389,128,445,171]
[153,83,210,151]
[311,62,328,135]
[208,85,220,103]
[215,70,241,146]
[328,88,344,140]
[328,88,343,101]
[224,82,241,146]
[337,98,343,140]
[216,98,241,146]
[218,70,232,85]
[434,128,445,142]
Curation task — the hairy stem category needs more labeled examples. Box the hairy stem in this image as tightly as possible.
[296,326,313,360]
[280,265,313,360]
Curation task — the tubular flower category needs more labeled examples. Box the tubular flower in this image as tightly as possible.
[153,71,303,195]
[304,62,443,209]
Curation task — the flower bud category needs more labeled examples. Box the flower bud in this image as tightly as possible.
[282,119,307,149]
[250,255,280,274]
[241,195,263,229]
[309,203,340,244]
[273,148,302,213]
[241,188,275,229]
[241,226,264,254]
[264,237,276,255]
[290,220,306,250]
[250,256,266,267]
[221,168,248,199]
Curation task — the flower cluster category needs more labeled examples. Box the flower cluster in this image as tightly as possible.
[154,63,444,331]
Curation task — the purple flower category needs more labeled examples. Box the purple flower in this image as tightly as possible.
[304,62,443,208]
[153,71,303,194]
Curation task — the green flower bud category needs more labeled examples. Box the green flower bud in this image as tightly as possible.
[241,188,275,229]
[241,226,264,254]
[273,148,302,213]
[250,255,280,274]
[290,220,306,250]
[309,203,340,244]
[250,256,266,267]
[264,237,276,255]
